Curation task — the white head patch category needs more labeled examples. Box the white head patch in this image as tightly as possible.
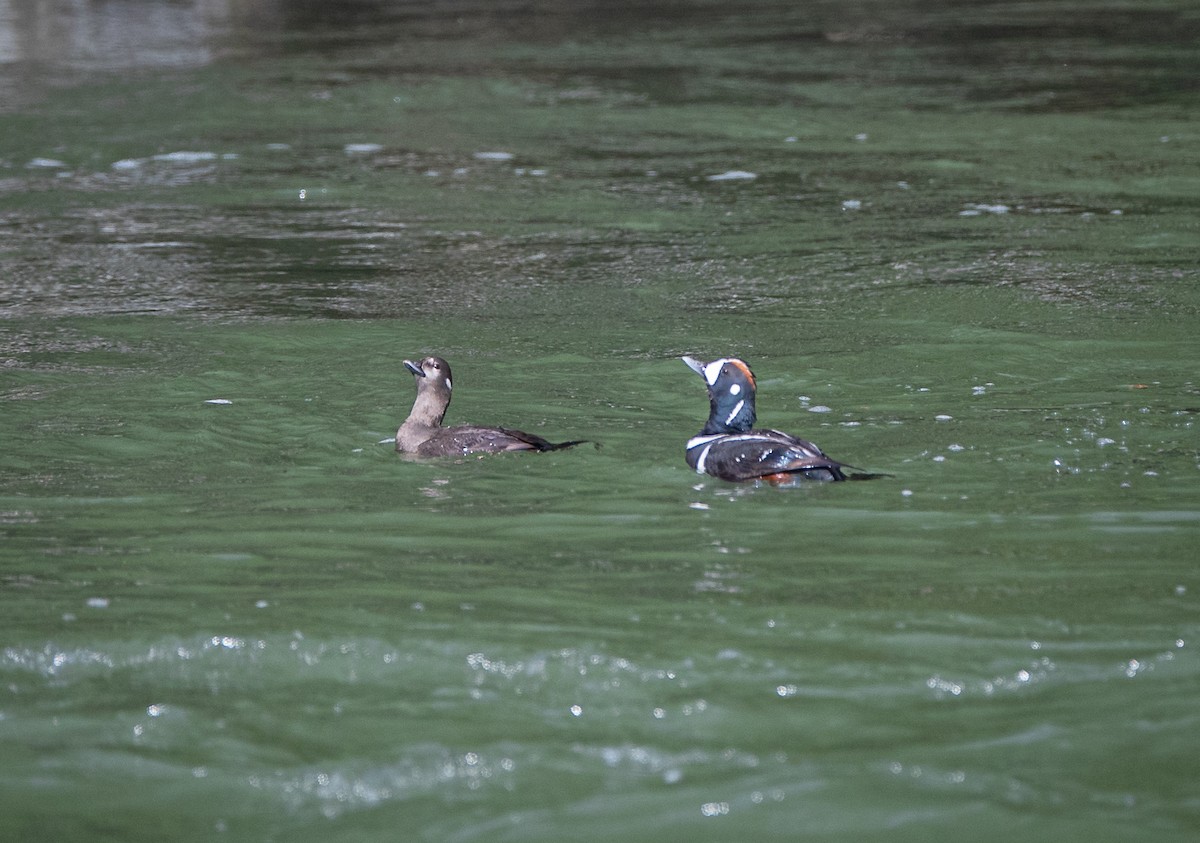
[728,383,741,396]
[702,358,731,386]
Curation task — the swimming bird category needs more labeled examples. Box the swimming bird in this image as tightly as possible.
[396,355,585,456]
[681,355,849,482]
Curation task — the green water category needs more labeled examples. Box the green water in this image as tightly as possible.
[2,1,1198,840]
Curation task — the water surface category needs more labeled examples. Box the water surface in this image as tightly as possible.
[2,1,1198,840]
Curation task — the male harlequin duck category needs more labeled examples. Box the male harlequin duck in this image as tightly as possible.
[396,355,585,457]
[681,355,849,483]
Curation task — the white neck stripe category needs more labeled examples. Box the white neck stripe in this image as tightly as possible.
[724,399,745,425]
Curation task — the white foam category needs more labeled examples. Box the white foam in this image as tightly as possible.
[153,151,218,163]
[706,170,757,181]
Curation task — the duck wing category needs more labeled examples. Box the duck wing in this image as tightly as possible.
[687,429,847,482]
[417,425,584,456]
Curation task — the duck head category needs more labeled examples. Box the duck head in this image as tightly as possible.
[682,355,757,434]
[402,355,454,426]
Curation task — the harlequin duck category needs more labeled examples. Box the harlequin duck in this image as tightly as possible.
[396,355,585,456]
[681,355,849,483]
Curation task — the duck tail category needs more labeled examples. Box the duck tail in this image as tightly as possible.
[540,439,594,452]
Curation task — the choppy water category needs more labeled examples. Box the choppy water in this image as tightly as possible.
[2,1,1199,840]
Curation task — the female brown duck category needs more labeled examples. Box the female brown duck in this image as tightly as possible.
[396,356,585,456]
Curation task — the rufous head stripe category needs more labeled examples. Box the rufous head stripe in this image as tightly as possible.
[728,359,755,388]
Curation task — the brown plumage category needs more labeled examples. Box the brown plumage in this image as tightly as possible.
[395,356,585,457]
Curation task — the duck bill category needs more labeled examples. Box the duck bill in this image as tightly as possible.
[681,356,708,377]
[403,359,425,377]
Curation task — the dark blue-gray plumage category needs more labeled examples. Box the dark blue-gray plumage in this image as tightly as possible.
[681,355,848,482]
